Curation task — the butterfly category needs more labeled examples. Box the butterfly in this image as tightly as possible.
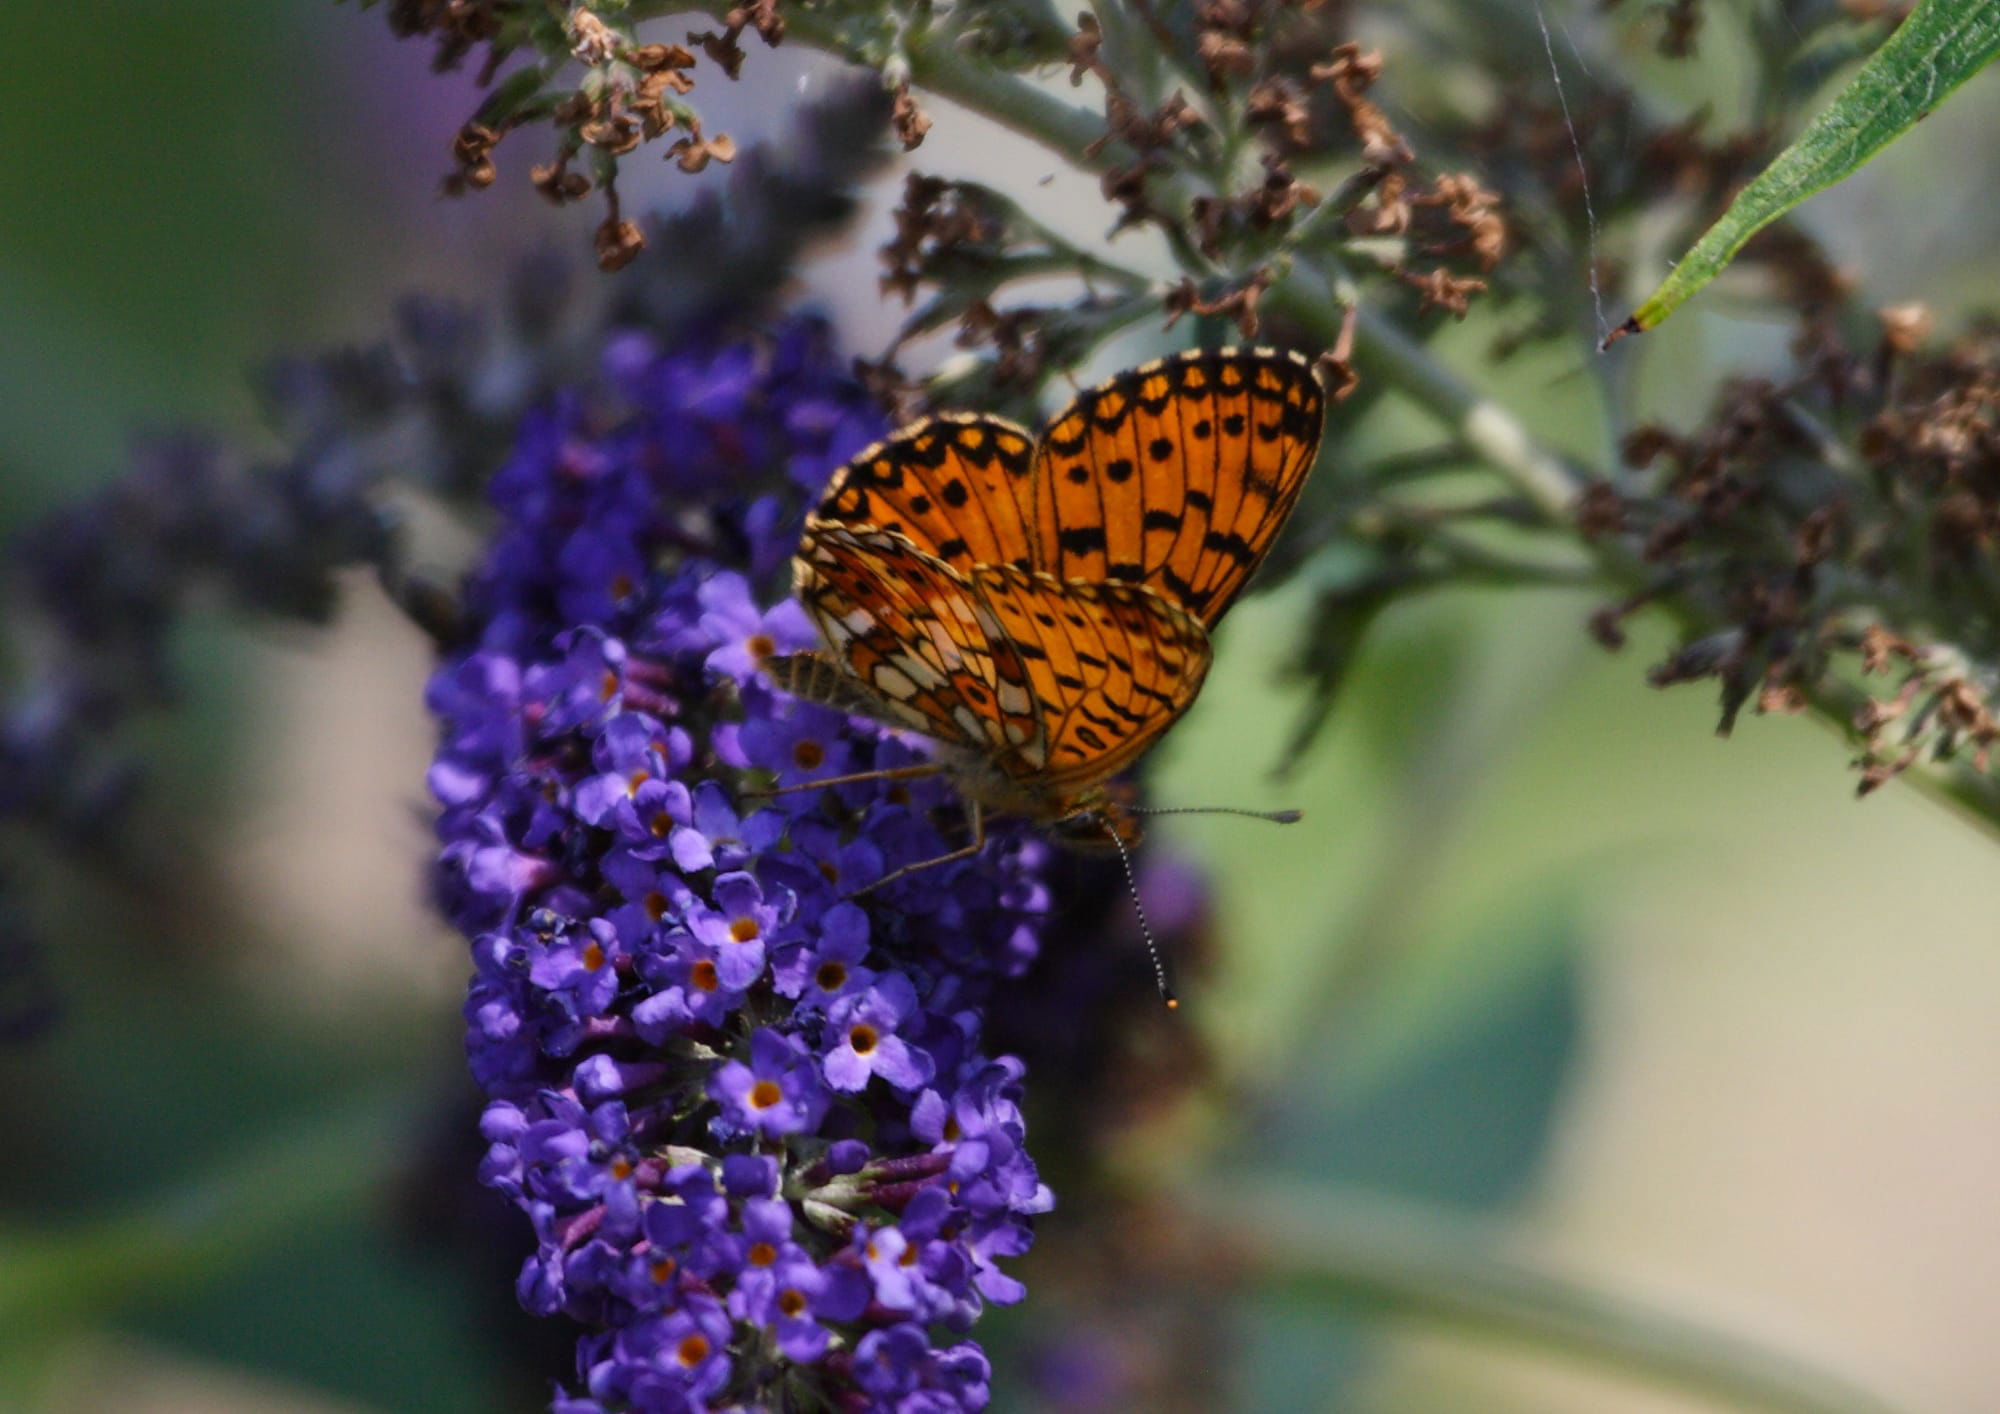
[763,345,1328,891]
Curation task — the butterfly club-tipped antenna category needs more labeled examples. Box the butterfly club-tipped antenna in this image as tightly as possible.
[1090,803,1302,1011]
[1126,805,1304,825]
[1087,814,1179,1012]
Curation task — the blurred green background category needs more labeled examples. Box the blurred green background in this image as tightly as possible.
[4,3,2000,1411]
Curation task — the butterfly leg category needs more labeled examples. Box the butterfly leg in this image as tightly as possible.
[848,799,986,898]
[744,762,947,798]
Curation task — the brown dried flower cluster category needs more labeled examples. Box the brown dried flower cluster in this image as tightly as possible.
[383,0,506,75]
[872,174,1099,390]
[1303,43,1500,316]
[1588,311,2000,792]
[387,3,775,270]
[1078,8,1504,330]
[878,174,1006,303]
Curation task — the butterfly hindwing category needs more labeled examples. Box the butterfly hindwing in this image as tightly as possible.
[1033,346,1325,627]
[970,566,1211,789]
[792,524,1042,758]
[761,651,923,733]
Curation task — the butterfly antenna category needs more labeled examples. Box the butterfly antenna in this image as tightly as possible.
[1102,821,1178,1011]
[1127,805,1303,825]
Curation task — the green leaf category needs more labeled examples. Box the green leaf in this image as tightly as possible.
[1607,0,2000,346]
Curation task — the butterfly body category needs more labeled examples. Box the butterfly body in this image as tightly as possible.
[770,346,1326,877]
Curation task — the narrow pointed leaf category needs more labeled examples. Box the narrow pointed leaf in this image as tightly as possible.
[1606,0,2000,347]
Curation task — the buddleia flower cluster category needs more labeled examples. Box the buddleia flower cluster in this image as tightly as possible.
[427,314,1054,1410]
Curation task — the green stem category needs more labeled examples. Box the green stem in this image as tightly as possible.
[1206,1182,1909,1414]
[660,0,1110,154]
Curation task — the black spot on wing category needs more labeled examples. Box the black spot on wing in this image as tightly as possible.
[1059,525,1108,556]
[1203,528,1255,561]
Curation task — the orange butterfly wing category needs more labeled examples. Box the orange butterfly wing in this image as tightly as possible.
[970,566,1210,790]
[809,414,1039,573]
[1033,346,1326,626]
[792,524,1042,757]
[792,527,1210,796]
[809,348,1327,625]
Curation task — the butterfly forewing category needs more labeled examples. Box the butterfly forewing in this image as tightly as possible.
[971,567,1211,789]
[809,413,1039,574]
[1033,346,1325,627]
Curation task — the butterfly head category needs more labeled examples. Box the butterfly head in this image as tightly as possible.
[1051,787,1144,853]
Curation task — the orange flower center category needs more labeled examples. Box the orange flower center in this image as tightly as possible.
[849,1023,879,1055]
[749,1080,782,1111]
[815,961,848,992]
[747,1241,778,1268]
[793,739,825,769]
[690,960,719,992]
[676,1334,710,1368]
[730,917,760,944]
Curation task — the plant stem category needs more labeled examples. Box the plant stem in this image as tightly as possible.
[1204,1181,1909,1414]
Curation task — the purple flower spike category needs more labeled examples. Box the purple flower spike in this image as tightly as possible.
[427,317,1049,1412]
